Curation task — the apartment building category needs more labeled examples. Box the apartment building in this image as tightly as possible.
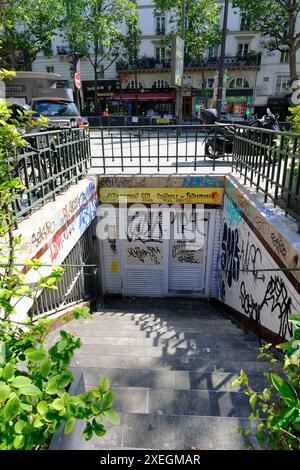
[31,1,299,120]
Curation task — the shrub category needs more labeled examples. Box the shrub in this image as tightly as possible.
[232,314,300,450]
[0,69,120,450]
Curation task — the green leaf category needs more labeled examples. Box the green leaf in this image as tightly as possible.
[4,393,20,421]
[249,394,258,410]
[288,313,300,325]
[12,376,32,388]
[18,384,41,397]
[100,375,110,393]
[64,417,75,435]
[20,402,32,412]
[37,401,48,415]
[13,435,25,449]
[40,358,52,378]
[57,370,74,389]
[2,363,14,381]
[52,398,65,411]
[0,382,11,403]
[24,348,46,361]
[103,391,115,410]
[271,374,298,406]
[14,420,26,434]
[271,407,298,428]
[103,409,120,426]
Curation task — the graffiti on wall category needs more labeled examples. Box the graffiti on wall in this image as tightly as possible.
[18,180,98,265]
[218,195,300,339]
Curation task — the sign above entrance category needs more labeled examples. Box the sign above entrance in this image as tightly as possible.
[99,187,224,205]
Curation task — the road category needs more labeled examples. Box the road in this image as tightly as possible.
[89,129,232,175]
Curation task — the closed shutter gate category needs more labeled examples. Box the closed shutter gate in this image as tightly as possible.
[123,208,165,297]
[168,209,209,295]
[99,209,122,294]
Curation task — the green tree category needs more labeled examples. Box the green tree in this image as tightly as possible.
[233,0,300,83]
[0,0,63,70]
[61,0,139,112]
[154,0,221,106]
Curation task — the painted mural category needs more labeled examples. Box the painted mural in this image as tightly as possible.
[217,194,300,339]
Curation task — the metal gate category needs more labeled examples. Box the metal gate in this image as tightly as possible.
[100,206,216,298]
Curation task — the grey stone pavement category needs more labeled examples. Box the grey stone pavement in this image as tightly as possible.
[89,129,232,175]
[48,298,273,450]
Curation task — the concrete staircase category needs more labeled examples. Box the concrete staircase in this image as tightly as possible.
[53,298,274,450]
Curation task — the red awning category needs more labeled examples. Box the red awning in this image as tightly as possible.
[111,92,176,102]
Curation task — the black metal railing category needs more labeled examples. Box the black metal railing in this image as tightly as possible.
[11,128,91,219]
[232,125,300,229]
[116,53,261,71]
[90,124,233,173]
[29,224,98,317]
[57,45,73,55]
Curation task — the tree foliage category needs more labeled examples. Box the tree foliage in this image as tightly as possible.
[233,0,300,82]
[154,0,221,58]
[0,0,63,70]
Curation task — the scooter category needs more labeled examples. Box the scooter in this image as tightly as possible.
[200,108,279,159]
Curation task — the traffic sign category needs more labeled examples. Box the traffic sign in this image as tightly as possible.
[74,73,81,89]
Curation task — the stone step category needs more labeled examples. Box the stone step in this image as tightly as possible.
[78,316,239,327]
[95,310,227,319]
[82,367,269,392]
[49,324,258,344]
[76,343,264,362]
[71,353,274,373]
[66,322,247,336]
[75,335,262,350]
[90,413,257,450]
[86,386,251,418]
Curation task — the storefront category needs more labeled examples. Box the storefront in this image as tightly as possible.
[111,90,176,116]
[82,80,120,114]
[225,89,253,121]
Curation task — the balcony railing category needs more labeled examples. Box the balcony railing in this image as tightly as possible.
[89,124,300,229]
[57,45,73,55]
[117,54,261,71]
[117,57,171,71]
[11,128,91,220]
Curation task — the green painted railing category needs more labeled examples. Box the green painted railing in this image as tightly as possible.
[232,125,300,230]
[11,128,91,219]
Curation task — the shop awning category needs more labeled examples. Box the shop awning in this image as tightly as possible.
[112,91,176,102]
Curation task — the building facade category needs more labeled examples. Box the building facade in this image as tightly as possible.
[31,0,300,120]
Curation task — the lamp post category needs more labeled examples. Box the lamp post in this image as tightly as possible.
[216,0,229,119]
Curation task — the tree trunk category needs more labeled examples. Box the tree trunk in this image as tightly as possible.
[289,46,298,84]
[94,64,99,114]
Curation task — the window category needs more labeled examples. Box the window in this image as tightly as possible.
[46,66,54,73]
[275,74,291,94]
[155,16,165,35]
[32,101,79,117]
[237,43,249,57]
[229,77,250,89]
[126,80,144,90]
[240,15,250,31]
[152,79,170,89]
[203,77,214,89]
[155,47,166,62]
[280,50,289,63]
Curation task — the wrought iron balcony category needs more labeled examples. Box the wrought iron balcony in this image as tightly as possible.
[116,57,171,71]
[185,53,261,68]
[57,45,73,55]
[116,53,261,72]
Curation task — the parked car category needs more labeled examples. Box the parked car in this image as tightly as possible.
[31,88,89,132]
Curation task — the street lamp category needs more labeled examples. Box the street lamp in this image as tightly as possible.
[216,0,229,119]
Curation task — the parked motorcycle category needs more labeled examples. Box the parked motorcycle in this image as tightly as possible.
[200,107,279,159]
